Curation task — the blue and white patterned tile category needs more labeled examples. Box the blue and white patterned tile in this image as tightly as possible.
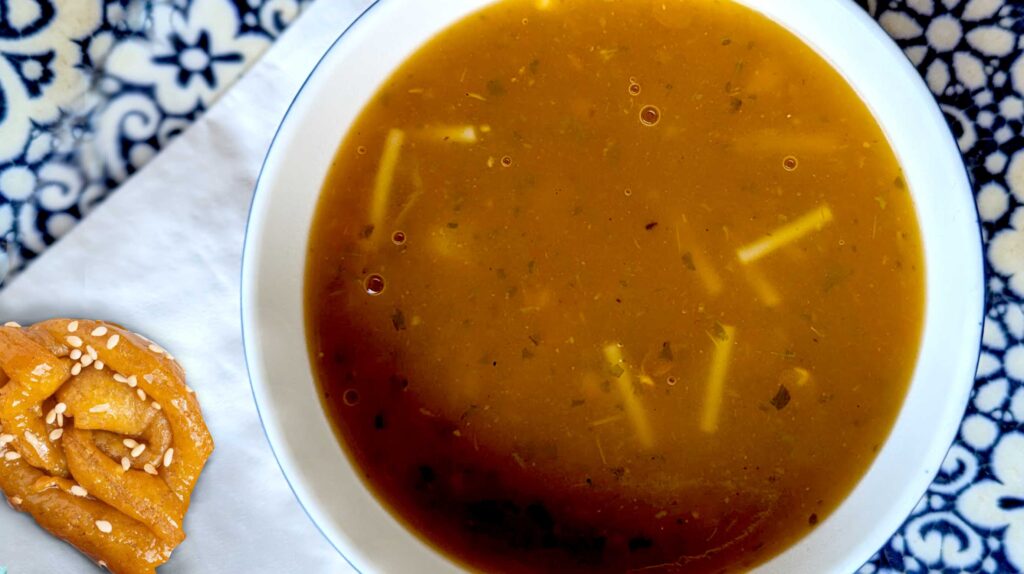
[0,0,312,278]
[1,0,1023,571]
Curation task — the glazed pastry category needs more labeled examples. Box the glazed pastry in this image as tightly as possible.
[0,319,214,573]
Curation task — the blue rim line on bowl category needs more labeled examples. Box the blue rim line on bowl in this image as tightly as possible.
[241,2,381,573]
[813,0,988,566]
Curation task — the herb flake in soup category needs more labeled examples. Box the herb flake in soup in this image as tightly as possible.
[305,0,925,571]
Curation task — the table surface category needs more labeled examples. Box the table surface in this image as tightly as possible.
[1,0,1023,572]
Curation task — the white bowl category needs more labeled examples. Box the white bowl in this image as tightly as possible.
[241,1,985,572]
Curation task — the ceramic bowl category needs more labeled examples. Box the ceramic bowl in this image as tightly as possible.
[241,1,985,571]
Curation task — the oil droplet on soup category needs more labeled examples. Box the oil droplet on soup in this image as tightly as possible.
[305,1,924,572]
[363,274,385,296]
[639,105,661,126]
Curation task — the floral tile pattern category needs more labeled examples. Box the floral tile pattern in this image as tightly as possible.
[0,0,312,279]
[0,0,1021,571]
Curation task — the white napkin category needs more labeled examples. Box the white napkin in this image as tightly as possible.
[0,1,372,571]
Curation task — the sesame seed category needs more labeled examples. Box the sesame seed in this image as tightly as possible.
[86,346,98,360]
[120,457,130,472]
[127,376,138,388]
[143,463,158,475]
[66,336,83,348]
[80,355,94,368]
[95,520,112,534]
[4,321,21,328]
[10,496,22,505]
[143,374,154,384]
[71,363,82,376]
[131,444,146,458]
[89,404,110,414]
[54,403,67,415]
[23,432,44,458]
[70,349,82,360]
[122,438,138,449]
[68,321,79,333]
[0,434,13,446]
[70,485,87,497]
[45,410,56,425]
[94,361,104,371]
[48,429,63,441]
[137,389,146,401]
[5,451,21,461]
[186,385,196,395]
[163,448,174,468]
[57,413,64,427]
[113,373,128,384]
[148,344,163,354]
[107,334,120,350]
[98,560,108,570]
[151,402,162,411]
[91,326,108,337]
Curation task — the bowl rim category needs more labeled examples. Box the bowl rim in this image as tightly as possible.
[241,1,986,572]
[241,5,385,571]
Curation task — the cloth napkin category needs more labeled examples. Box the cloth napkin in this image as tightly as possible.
[0,0,372,571]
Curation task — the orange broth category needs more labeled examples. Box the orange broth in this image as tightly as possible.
[305,0,925,571]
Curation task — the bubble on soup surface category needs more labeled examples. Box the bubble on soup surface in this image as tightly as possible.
[365,274,386,296]
[640,105,661,126]
[342,389,360,406]
[783,155,799,171]
[392,231,407,245]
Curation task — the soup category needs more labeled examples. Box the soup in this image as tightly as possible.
[305,0,925,571]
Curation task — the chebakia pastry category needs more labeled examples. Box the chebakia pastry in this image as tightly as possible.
[0,319,213,573]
